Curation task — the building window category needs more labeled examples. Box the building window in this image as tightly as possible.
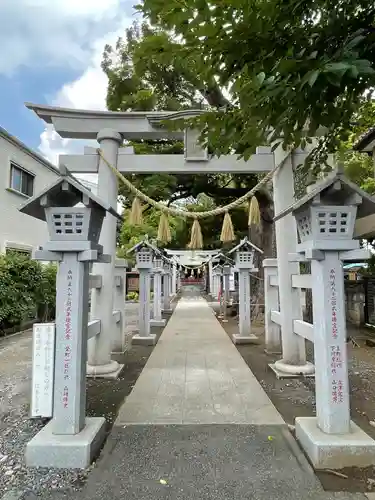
[10,163,34,197]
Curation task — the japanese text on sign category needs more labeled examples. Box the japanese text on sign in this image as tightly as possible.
[62,269,73,409]
[31,323,55,418]
[65,269,73,341]
[329,268,338,340]
[329,267,345,405]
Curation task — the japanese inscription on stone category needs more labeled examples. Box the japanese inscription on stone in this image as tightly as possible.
[329,268,344,404]
[31,323,55,418]
[62,269,73,409]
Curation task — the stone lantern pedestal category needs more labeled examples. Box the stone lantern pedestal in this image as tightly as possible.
[212,267,221,300]
[129,243,156,346]
[150,257,166,327]
[221,264,232,321]
[275,170,375,468]
[229,237,263,344]
[162,261,173,314]
[19,173,121,468]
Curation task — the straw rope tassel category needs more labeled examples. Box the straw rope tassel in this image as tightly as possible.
[189,217,203,249]
[248,196,261,226]
[220,210,235,243]
[129,196,143,225]
[157,212,172,243]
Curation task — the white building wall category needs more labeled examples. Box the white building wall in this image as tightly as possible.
[0,132,59,254]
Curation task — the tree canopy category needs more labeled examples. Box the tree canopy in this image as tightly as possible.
[340,100,375,194]
[103,21,273,252]
[103,1,375,253]
[139,0,375,166]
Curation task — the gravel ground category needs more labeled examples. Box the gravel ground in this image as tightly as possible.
[209,299,375,493]
[0,303,140,499]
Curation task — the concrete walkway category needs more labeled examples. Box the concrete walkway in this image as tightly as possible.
[116,296,283,425]
[45,294,367,500]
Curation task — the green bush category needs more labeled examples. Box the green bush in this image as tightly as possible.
[126,291,139,302]
[37,263,57,322]
[0,253,57,330]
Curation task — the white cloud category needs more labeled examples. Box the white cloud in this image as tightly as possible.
[51,67,108,111]
[0,0,132,76]
[38,23,131,167]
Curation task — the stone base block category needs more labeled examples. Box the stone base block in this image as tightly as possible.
[112,348,125,355]
[150,318,166,327]
[264,347,282,355]
[25,417,106,469]
[162,308,173,315]
[132,333,157,346]
[268,363,315,379]
[86,361,124,379]
[112,343,127,355]
[295,417,375,469]
[232,334,259,345]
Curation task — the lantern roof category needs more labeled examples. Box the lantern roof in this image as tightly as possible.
[19,165,122,222]
[353,126,375,153]
[213,252,235,266]
[228,236,263,255]
[161,254,172,264]
[274,170,375,223]
[127,237,161,256]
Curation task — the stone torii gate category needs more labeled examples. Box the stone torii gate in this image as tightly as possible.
[26,102,317,379]
[165,249,220,294]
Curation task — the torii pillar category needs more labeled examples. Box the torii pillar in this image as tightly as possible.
[272,148,314,377]
[87,129,124,378]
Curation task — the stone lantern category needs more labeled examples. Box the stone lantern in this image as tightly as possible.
[128,239,159,345]
[228,237,263,344]
[212,264,222,300]
[162,259,173,313]
[150,254,165,327]
[19,172,121,469]
[136,245,154,269]
[217,256,234,320]
[275,169,375,469]
[170,256,178,295]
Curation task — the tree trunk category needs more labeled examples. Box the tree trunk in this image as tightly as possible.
[249,193,274,317]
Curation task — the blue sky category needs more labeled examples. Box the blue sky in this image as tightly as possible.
[0,67,78,148]
[0,0,134,162]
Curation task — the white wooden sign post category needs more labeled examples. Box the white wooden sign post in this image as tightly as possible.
[31,323,55,418]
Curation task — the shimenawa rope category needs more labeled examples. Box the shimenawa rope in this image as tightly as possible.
[97,148,281,247]
[97,148,279,220]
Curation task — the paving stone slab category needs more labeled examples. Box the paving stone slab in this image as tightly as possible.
[37,425,367,500]
[116,297,284,426]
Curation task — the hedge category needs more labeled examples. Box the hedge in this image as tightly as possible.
[0,252,57,332]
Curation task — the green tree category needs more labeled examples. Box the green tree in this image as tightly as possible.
[0,254,56,330]
[139,0,375,167]
[103,22,274,253]
[117,206,182,264]
[339,100,375,194]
